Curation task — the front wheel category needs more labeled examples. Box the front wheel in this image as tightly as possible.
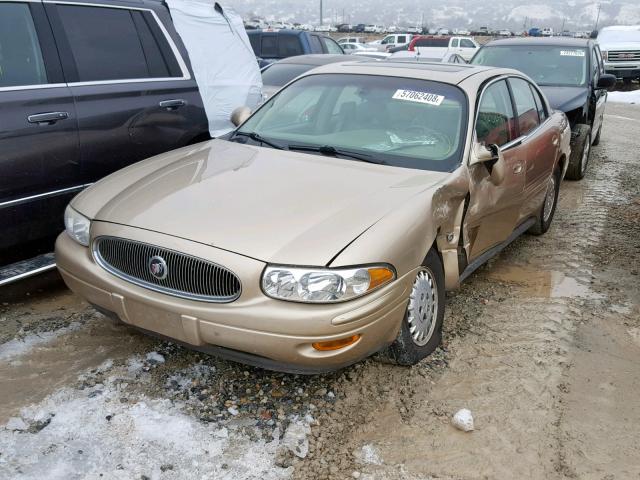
[566,124,591,180]
[385,249,445,365]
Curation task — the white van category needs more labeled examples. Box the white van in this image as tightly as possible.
[409,35,480,61]
[379,33,414,51]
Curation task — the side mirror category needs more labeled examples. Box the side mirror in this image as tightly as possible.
[230,106,251,127]
[597,73,616,90]
[470,142,505,185]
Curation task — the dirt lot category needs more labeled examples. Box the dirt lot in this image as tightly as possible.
[1,102,639,480]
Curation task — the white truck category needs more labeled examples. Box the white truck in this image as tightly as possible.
[597,25,640,83]
[378,33,414,51]
[408,35,480,61]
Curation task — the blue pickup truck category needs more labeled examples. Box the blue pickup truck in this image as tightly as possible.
[247,30,345,68]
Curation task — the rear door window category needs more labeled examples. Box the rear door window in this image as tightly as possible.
[451,38,459,47]
[397,35,407,44]
[508,77,540,136]
[56,4,180,82]
[0,3,48,87]
[460,39,476,48]
[309,35,324,53]
[476,80,515,146]
[530,85,547,122]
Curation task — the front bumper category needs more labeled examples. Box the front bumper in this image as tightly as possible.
[55,223,414,373]
[604,62,640,79]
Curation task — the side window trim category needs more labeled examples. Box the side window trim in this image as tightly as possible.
[43,0,191,86]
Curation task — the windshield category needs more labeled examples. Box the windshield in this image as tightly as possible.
[472,45,588,87]
[236,73,467,172]
[262,64,313,87]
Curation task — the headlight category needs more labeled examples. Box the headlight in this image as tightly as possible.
[64,205,90,246]
[262,265,395,303]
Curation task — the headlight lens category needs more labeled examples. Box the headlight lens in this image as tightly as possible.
[64,205,90,246]
[262,265,395,303]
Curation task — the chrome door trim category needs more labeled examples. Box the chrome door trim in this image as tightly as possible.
[0,184,91,208]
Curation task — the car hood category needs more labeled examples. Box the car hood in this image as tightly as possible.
[598,41,640,50]
[539,85,589,113]
[74,140,447,266]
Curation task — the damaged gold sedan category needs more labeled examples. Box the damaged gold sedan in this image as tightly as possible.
[56,62,571,373]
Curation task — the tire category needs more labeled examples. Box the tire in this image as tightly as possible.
[385,249,446,365]
[528,167,561,236]
[566,124,592,180]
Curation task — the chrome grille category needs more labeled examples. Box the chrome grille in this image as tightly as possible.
[607,50,640,62]
[93,236,241,302]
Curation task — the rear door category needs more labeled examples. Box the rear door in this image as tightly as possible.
[508,76,556,212]
[45,1,207,184]
[0,1,80,260]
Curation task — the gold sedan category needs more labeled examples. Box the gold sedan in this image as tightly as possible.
[56,62,571,373]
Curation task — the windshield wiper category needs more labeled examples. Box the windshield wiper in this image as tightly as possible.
[232,131,284,150]
[287,144,385,165]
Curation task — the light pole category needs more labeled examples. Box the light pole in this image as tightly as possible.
[319,0,323,26]
[594,3,601,32]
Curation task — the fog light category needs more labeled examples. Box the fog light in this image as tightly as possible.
[312,334,361,351]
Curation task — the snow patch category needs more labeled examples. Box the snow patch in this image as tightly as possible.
[0,357,305,479]
[608,90,640,105]
[0,322,82,361]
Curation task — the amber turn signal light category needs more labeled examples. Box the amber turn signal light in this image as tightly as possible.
[312,334,361,351]
[367,267,394,291]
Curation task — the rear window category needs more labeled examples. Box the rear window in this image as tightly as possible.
[248,34,260,55]
[262,63,312,87]
[278,35,303,57]
[261,35,277,57]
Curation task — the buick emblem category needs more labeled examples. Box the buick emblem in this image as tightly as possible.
[148,255,168,280]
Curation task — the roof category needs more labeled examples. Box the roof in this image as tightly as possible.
[304,61,518,86]
[484,37,592,48]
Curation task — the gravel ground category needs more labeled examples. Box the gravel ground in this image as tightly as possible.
[0,103,638,480]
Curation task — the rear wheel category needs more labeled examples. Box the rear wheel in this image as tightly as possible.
[566,124,591,180]
[385,249,445,365]
[529,167,560,235]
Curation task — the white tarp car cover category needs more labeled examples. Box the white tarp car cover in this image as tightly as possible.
[166,0,262,137]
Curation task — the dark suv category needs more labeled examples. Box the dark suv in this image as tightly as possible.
[471,37,616,180]
[247,30,344,68]
[0,0,209,280]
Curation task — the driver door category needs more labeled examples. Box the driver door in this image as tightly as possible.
[464,79,527,261]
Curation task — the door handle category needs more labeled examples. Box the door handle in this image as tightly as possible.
[159,99,186,110]
[27,111,69,124]
[513,164,523,174]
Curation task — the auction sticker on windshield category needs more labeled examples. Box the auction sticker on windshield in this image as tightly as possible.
[392,89,445,106]
[560,50,586,57]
